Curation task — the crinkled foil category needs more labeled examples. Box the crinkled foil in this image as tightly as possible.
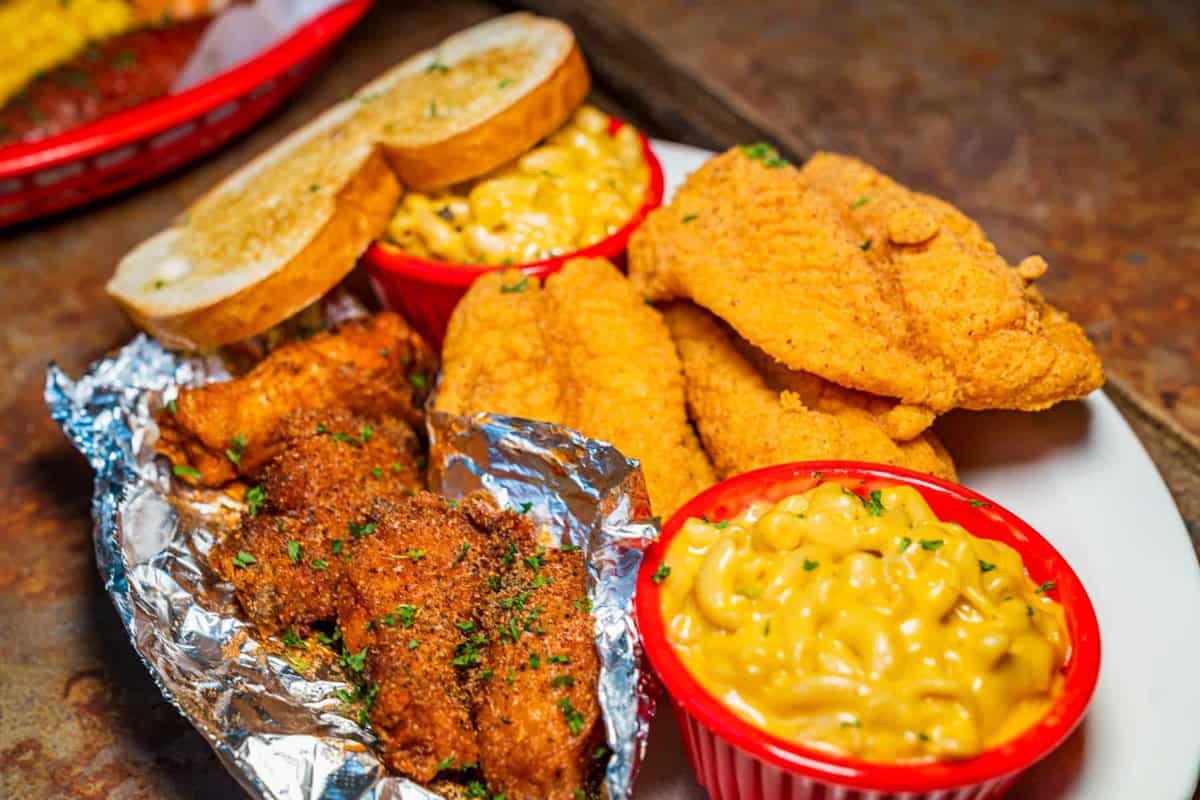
[45,334,658,800]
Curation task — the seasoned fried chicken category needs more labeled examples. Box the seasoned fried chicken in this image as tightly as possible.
[436,258,715,517]
[664,303,956,481]
[158,312,435,486]
[629,148,1103,414]
[462,497,602,800]
[338,492,494,782]
[211,409,423,635]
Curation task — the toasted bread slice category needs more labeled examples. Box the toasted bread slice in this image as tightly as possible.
[107,13,587,349]
[357,12,589,190]
[107,102,400,350]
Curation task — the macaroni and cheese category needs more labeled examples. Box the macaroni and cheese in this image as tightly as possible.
[380,105,648,265]
[658,481,1069,762]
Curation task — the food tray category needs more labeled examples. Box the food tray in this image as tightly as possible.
[0,0,372,228]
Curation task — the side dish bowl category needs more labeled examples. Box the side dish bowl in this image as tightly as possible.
[364,117,664,348]
[635,461,1101,800]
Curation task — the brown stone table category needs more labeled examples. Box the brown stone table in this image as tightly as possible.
[1,1,1196,797]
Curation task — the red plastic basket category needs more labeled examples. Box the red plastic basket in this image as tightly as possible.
[0,0,372,228]
[636,462,1102,800]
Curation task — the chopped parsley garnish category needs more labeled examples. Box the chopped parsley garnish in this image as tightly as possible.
[454,540,470,565]
[861,489,885,516]
[395,604,418,628]
[245,485,267,516]
[574,597,593,612]
[979,560,996,572]
[165,399,177,415]
[850,194,873,209]
[309,558,328,570]
[1026,604,1035,618]
[551,675,575,688]
[425,57,450,74]
[738,142,789,167]
[519,501,533,514]
[1035,580,1056,594]
[435,756,456,772]
[547,654,570,664]
[803,559,820,571]
[967,498,991,508]
[455,620,476,633]
[233,551,256,568]
[281,629,306,649]
[331,539,344,555]
[501,275,529,293]
[330,430,362,447]
[919,539,944,551]
[113,49,138,69]
[315,422,327,434]
[390,462,405,474]
[524,549,546,572]
[681,213,699,223]
[287,540,302,564]
[409,372,428,389]
[370,467,383,479]
[560,543,580,552]
[899,536,913,553]
[225,433,246,465]
[594,745,609,760]
[651,563,671,584]
[841,718,863,728]
[918,731,931,742]
[348,520,376,539]
[487,576,503,591]
[359,424,374,442]
[427,100,438,118]
[558,697,586,735]
[498,78,514,89]
[702,516,729,529]
[408,639,420,650]
[502,542,518,566]
[529,652,541,669]
[172,464,201,480]
[860,239,873,251]
[315,628,341,646]
[341,647,368,672]
[405,549,426,561]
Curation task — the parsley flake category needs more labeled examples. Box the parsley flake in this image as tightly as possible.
[245,485,267,516]
[919,539,944,551]
[287,540,302,564]
[803,559,820,571]
[979,560,996,572]
[558,697,586,735]
[501,275,529,293]
[1036,580,1056,594]
[172,463,201,480]
[651,563,671,584]
[233,551,256,569]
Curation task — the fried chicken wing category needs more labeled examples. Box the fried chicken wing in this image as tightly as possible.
[437,258,715,516]
[664,303,956,480]
[158,312,436,486]
[338,492,493,782]
[461,497,602,800]
[629,148,1103,414]
[211,409,423,635]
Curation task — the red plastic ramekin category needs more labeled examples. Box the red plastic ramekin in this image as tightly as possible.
[635,461,1101,800]
[364,116,664,348]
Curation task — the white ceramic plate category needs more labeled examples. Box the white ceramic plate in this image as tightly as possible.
[635,141,1200,800]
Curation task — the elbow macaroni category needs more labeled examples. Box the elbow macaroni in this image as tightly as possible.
[381,105,649,265]
[659,482,1069,762]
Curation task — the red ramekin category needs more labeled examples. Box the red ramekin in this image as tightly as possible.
[635,461,1101,800]
[364,116,664,348]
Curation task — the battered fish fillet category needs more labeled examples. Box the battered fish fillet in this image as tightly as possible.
[664,303,956,481]
[211,409,424,635]
[629,148,1103,414]
[436,258,715,517]
[158,312,436,486]
[461,496,602,800]
[338,492,493,782]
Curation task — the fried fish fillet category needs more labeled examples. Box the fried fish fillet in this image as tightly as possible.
[436,258,715,517]
[338,492,493,782]
[158,312,436,486]
[664,302,956,481]
[629,148,1103,414]
[211,409,424,635]
[461,497,602,800]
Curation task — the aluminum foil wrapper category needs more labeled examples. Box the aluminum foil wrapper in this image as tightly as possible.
[45,334,658,800]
